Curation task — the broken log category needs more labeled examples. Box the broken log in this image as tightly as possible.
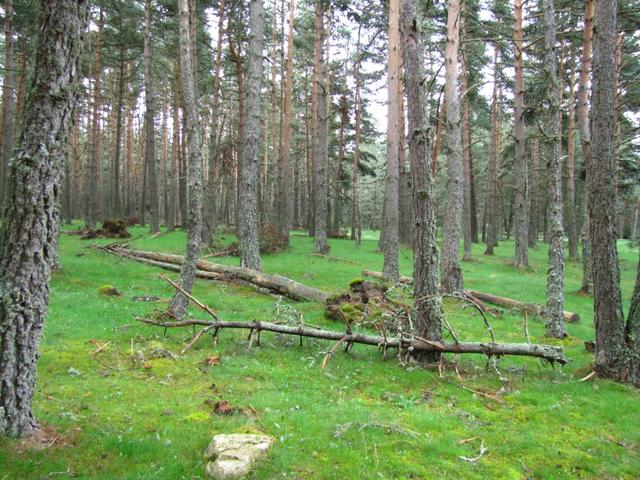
[362,270,580,323]
[138,317,567,364]
[105,247,329,303]
[466,290,580,323]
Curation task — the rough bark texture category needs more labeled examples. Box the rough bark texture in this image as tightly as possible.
[275,0,295,239]
[144,0,159,234]
[441,0,463,293]
[460,5,473,261]
[312,1,329,255]
[0,0,15,209]
[382,0,400,282]
[238,0,265,270]
[513,0,528,268]
[528,137,539,248]
[577,0,594,293]
[484,50,500,255]
[566,65,579,261]
[542,0,566,339]
[589,0,639,385]
[350,25,362,244]
[0,0,88,437]
[401,0,444,361]
[169,0,205,317]
[85,11,104,228]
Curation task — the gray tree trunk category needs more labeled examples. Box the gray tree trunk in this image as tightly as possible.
[312,1,329,255]
[238,0,265,269]
[528,137,540,248]
[484,50,500,255]
[543,0,566,339]
[401,0,444,362]
[589,0,639,385]
[168,0,205,317]
[460,6,472,261]
[382,0,400,282]
[0,0,15,211]
[441,0,464,293]
[144,0,159,234]
[513,0,528,268]
[0,0,88,437]
[566,65,579,261]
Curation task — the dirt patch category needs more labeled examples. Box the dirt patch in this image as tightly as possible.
[325,279,411,335]
[10,425,75,454]
[69,219,132,239]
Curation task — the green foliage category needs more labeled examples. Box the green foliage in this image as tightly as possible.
[0,224,639,478]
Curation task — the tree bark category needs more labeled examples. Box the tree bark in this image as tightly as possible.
[168,0,205,317]
[441,0,464,293]
[85,10,104,228]
[144,0,159,234]
[566,64,579,261]
[350,25,362,245]
[0,0,15,210]
[312,0,329,255]
[513,0,528,268]
[484,49,500,255]
[528,137,540,248]
[588,0,639,385]
[238,0,265,270]
[577,0,594,294]
[542,0,566,339]
[382,0,400,282]
[275,0,295,239]
[401,0,444,362]
[460,4,473,260]
[0,0,87,437]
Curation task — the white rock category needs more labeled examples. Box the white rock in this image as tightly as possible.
[204,434,274,479]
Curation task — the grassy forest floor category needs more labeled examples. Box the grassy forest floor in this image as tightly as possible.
[1,223,639,479]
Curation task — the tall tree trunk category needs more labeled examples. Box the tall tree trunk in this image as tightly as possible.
[589,0,639,386]
[441,0,464,293]
[543,0,566,339]
[566,64,579,261]
[238,0,265,269]
[484,49,500,255]
[167,61,180,232]
[382,0,400,282]
[398,78,412,247]
[513,0,528,268]
[460,4,473,260]
[202,0,225,244]
[0,0,88,437]
[169,0,205,317]
[86,10,104,228]
[312,0,329,254]
[577,0,594,294]
[350,24,362,245]
[528,137,540,248]
[401,0,443,362]
[0,0,15,210]
[275,0,295,239]
[111,47,125,219]
[144,0,159,234]
[332,92,347,233]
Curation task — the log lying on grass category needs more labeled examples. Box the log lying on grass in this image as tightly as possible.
[362,270,580,323]
[138,317,567,364]
[103,247,329,303]
[134,271,568,365]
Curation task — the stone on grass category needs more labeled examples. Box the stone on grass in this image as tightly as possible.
[204,433,274,479]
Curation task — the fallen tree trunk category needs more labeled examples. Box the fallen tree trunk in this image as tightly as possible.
[138,317,567,364]
[105,247,329,303]
[362,270,580,323]
[466,290,580,323]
